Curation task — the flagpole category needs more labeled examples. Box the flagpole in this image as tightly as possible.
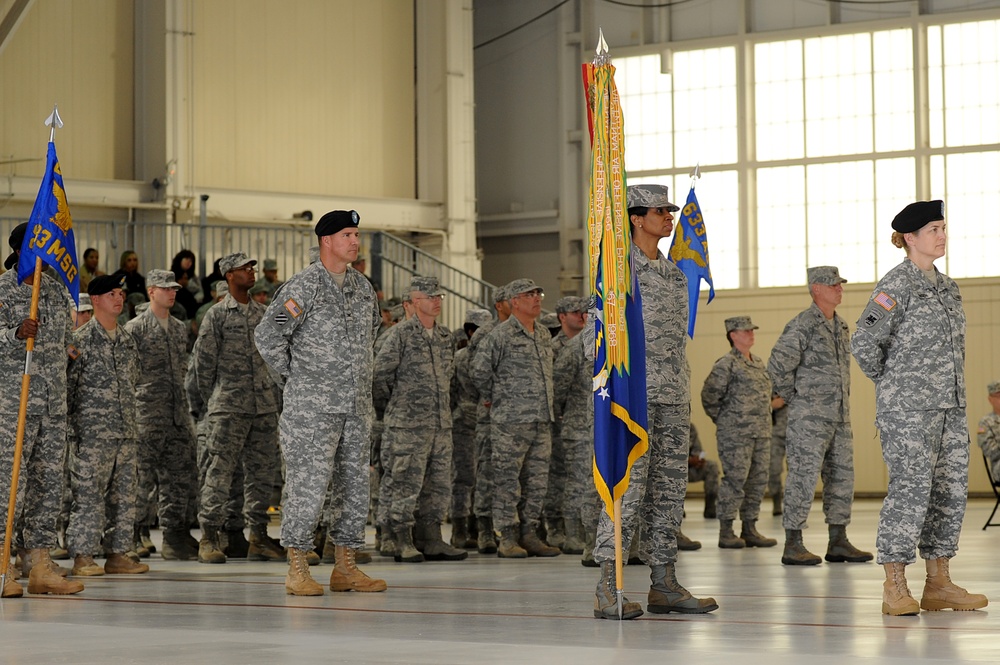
[613,498,624,619]
[1,105,63,596]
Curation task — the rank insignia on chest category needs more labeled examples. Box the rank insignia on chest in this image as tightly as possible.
[283,298,302,318]
[67,345,80,360]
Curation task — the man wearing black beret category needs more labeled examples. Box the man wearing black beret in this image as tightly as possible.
[0,224,82,597]
[255,210,387,595]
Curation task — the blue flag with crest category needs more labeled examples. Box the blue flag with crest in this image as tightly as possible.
[18,142,80,304]
[668,185,714,337]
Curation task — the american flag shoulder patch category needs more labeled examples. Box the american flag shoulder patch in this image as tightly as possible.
[284,298,302,318]
[873,292,896,311]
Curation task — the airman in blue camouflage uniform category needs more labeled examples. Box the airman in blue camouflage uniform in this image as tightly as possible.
[125,269,199,561]
[66,275,148,577]
[374,276,466,563]
[591,185,718,620]
[852,200,987,615]
[471,278,559,559]
[769,266,871,566]
[255,210,386,596]
[0,224,83,598]
[190,252,284,565]
[702,316,776,551]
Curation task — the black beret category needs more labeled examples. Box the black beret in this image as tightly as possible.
[3,222,28,270]
[88,274,126,296]
[891,200,944,233]
[315,210,360,237]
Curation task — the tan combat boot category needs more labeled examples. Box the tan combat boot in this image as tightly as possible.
[561,518,586,555]
[594,560,643,620]
[920,558,988,611]
[476,516,497,554]
[72,554,106,576]
[882,562,920,615]
[26,549,84,595]
[2,569,23,598]
[198,527,227,564]
[741,520,777,548]
[718,519,745,549]
[248,526,286,562]
[329,545,387,592]
[19,547,69,578]
[393,527,425,563]
[781,529,821,565]
[496,526,527,558]
[519,525,560,557]
[647,563,719,614]
[285,548,323,596]
[105,552,150,574]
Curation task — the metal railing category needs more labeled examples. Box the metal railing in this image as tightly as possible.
[0,218,497,331]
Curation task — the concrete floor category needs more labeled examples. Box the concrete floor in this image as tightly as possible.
[1,498,998,664]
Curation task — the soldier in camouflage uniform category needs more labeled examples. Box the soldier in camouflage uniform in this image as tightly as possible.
[687,423,719,519]
[189,252,284,565]
[768,266,871,567]
[65,275,148,577]
[702,316,775,551]
[976,381,1000,481]
[465,285,511,554]
[449,307,492,549]
[553,323,600,561]
[124,269,199,561]
[852,200,987,615]
[0,224,83,598]
[471,278,560,559]
[373,276,465,563]
[255,210,386,596]
[591,185,717,620]
[542,296,588,552]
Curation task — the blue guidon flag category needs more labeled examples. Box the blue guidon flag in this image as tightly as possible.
[18,142,80,304]
[668,185,714,338]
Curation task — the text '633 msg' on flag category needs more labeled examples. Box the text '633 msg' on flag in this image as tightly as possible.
[583,53,649,521]
[667,184,714,338]
[18,142,80,304]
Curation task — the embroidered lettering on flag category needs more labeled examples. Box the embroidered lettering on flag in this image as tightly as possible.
[873,292,896,311]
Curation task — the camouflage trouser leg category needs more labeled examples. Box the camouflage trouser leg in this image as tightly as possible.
[688,459,720,495]
[768,432,786,496]
[472,416,493,519]
[199,412,279,531]
[542,425,566,525]
[716,434,770,523]
[876,408,968,565]
[279,408,369,551]
[450,419,476,525]
[0,413,48,552]
[325,445,368,544]
[782,417,855,531]
[67,437,137,556]
[368,418,384,528]
[57,442,72,540]
[141,423,197,531]
[490,422,551,531]
[375,426,395,531]
[595,403,689,566]
[561,434,592,523]
[386,426,453,529]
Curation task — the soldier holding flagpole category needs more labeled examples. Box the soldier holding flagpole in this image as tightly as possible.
[0,107,85,598]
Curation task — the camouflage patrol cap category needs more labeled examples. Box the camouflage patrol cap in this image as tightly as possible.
[263,258,278,271]
[464,307,492,327]
[215,281,229,296]
[76,293,93,312]
[539,312,560,329]
[989,381,1000,395]
[219,252,257,275]
[400,290,412,304]
[724,316,759,333]
[807,266,848,286]
[555,296,588,314]
[379,297,400,312]
[248,281,268,296]
[506,278,543,298]
[626,184,679,212]
[390,304,405,321]
[147,269,181,290]
[492,285,509,304]
[409,275,445,297]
